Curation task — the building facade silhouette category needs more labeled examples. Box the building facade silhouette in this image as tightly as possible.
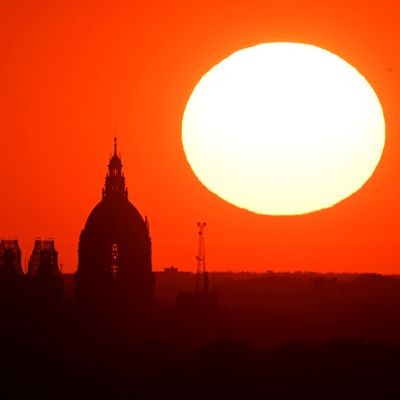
[27,239,63,304]
[0,239,63,310]
[0,240,24,300]
[0,240,23,278]
[75,138,154,310]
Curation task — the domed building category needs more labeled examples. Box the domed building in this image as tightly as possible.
[75,139,154,310]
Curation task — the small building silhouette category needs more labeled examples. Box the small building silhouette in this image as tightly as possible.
[164,266,179,274]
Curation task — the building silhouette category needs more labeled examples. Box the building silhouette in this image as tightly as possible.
[0,240,23,277]
[75,138,154,311]
[0,240,24,301]
[27,239,63,305]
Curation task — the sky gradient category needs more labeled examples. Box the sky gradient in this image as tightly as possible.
[1,0,400,273]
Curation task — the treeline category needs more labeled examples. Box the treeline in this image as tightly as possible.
[2,271,400,398]
[1,329,400,399]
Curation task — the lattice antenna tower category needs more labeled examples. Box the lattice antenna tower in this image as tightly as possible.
[196,222,208,293]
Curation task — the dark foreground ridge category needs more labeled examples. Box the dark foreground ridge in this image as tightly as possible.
[1,271,400,399]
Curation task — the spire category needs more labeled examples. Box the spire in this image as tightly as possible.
[102,138,128,199]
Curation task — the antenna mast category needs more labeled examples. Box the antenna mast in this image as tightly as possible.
[196,222,208,293]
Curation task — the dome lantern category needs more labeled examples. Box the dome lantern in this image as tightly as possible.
[103,137,128,199]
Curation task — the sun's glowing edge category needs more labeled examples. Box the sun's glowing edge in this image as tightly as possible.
[182,42,386,216]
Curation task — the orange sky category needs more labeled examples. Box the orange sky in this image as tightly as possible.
[1,0,400,274]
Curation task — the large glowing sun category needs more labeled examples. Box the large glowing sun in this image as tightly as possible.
[182,42,385,215]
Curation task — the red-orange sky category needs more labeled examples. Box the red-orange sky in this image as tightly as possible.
[1,0,400,273]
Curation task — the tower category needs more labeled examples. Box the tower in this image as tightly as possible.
[196,222,208,293]
[175,222,217,314]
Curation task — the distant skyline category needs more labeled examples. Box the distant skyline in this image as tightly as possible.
[1,0,400,274]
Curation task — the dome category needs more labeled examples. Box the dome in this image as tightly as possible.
[84,197,148,242]
[75,138,154,309]
[78,195,151,280]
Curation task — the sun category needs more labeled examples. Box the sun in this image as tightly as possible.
[182,42,385,215]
